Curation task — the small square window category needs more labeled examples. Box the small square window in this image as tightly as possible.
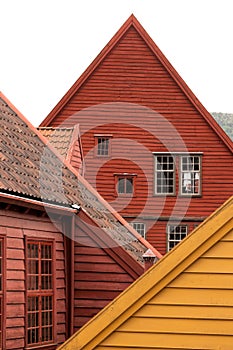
[131,222,146,238]
[167,225,188,251]
[118,177,133,194]
[114,174,136,196]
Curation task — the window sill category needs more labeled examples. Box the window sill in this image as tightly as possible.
[25,343,57,350]
[153,194,176,197]
[179,194,202,198]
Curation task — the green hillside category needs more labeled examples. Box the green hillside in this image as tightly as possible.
[211,112,233,140]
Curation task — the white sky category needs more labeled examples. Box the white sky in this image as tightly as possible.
[1,0,233,126]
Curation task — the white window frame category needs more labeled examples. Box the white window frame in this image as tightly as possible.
[180,155,201,196]
[167,224,188,251]
[131,222,146,238]
[154,155,175,195]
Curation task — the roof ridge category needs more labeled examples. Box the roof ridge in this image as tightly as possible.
[40,16,233,153]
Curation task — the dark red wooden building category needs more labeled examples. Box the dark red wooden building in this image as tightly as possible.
[0,92,160,349]
[41,14,233,255]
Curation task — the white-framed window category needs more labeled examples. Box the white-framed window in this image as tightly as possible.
[131,222,146,238]
[154,153,202,196]
[167,224,188,251]
[155,155,175,194]
[180,156,201,195]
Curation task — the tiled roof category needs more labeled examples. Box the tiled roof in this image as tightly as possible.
[0,92,162,262]
[38,127,74,158]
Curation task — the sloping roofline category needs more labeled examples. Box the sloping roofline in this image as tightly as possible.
[40,14,233,153]
[0,91,162,260]
[58,195,233,349]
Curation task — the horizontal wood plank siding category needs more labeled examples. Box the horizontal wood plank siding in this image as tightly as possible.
[73,218,136,332]
[0,209,67,349]
[98,225,233,349]
[45,26,233,254]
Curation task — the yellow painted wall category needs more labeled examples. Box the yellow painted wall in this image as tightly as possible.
[58,197,233,350]
[99,228,233,349]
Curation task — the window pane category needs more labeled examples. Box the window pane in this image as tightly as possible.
[132,223,146,238]
[97,137,109,156]
[155,156,174,194]
[27,242,53,346]
[168,225,188,251]
[118,178,125,193]
[181,156,201,195]
[126,178,133,193]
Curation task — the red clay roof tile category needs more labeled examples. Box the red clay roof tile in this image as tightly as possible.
[0,92,162,262]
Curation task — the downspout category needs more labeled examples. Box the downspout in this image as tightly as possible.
[70,213,75,336]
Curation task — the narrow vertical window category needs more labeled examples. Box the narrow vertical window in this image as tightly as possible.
[167,225,188,251]
[181,156,201,195]
[0,240,3,350]
[155,155,175,194]
[27,241,53,347]
[97,137,109,156]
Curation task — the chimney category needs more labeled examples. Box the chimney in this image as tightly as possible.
[142,249,157,272]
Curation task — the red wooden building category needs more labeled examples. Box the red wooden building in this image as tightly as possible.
[40,14,233,255]
[0,92,160,349]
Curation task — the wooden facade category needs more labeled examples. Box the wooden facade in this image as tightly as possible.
[58,196,233,350]
[0,93,161,349]
[40,15,233,255]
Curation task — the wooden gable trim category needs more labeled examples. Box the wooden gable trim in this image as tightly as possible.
[58,196,233,349]
[40,15,233,153]
[76,210,144,279]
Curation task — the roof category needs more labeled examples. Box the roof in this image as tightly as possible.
[38,125,84,174]
[0,92,161,263]
[38,126,75,158]
[58,195,233,349]
[40,14,233,154]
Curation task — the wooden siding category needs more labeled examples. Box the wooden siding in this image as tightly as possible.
[57,196,233,350]
[0,209,67,349]
[42,24,233,254]
[73,213,140,332]
[99,229,233,349]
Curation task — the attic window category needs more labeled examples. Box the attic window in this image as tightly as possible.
[94,135,112,157]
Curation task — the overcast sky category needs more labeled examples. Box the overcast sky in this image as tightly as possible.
[1,0,233,126]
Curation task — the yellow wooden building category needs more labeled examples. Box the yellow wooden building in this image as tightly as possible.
[59,196,233,350]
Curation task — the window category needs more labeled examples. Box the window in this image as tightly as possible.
[181,156,201,195]
[155,155,175,194]
[154,153,202,196]
[167,225,188,251]
[115,173,137,196]
[26,241,53,347]
[94,135,112,157]
[131,222,146,238]
[0,239,3,350]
